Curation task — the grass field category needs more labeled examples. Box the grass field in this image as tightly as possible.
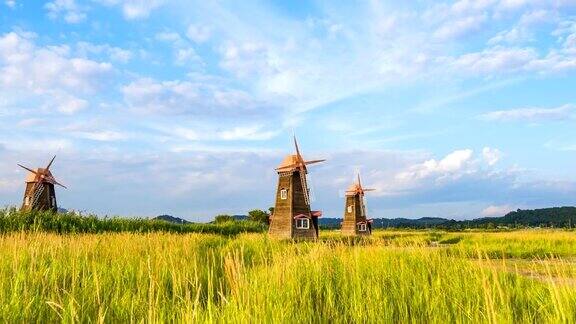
[0,229,575,322]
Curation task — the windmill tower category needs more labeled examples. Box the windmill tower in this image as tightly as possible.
[18,155,67,212]
[268,137,325,240]
[341,173,375,236]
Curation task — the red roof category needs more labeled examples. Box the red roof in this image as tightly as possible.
[293,211,322,219]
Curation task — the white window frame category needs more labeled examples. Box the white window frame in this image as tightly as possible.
[280,188,288,200]
[358,223,367,232]
[295,218,310,229]
[24,196,30,206]
[347,205,353,213]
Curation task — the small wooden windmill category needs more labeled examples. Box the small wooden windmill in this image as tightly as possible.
[341,173,375,236]
[18,155,67,212]
[268,137,325,240]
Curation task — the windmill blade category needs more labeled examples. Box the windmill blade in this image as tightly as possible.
[45,176,67,189]
[18,164,38,175]
[357,173,362,188]
[304,159,325,165]
[52,179,67,189]
[45,155,57,171]
[363,188,376,192]
[293,136,302,159]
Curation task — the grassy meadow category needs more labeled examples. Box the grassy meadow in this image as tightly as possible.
[0,228,574,322]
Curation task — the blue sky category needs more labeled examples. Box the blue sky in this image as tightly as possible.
[1,0,576,221]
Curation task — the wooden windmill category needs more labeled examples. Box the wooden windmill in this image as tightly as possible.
[341,173,375,236]
[18,155,67,212]
[268,137,325,240]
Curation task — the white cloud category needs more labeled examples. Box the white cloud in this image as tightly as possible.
[172,127,200,141]
[450,47,538,74]
[73,130,128,141]
[481,204,516,217]
[45,0,87,24]
[121,76,272,118]
[5,0,15,8]
[482,147,502,166]
[218,126,278,141]
[219,42,279,78]
[0,31,114,114]
[479,104,575,121]
[175,48,201,65]
[434,14,487,40]
[186,24,211,43]
[488,27,531,45]
[96,0,165,20]
[165,125,278,142]
[155,31,203,67]
[155,31,182,43]
[400,149,474,180]
[76,42,133,63]
[565,33,576,52]
[52,93,89,114]
[379,149,476,196]
[1,138,73,153]
[0,32,113,93]
[16,118,42,127]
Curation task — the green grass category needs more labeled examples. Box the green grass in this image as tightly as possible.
[0,230,575,322]
[0,208,265,235]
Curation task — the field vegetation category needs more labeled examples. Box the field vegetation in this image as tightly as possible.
[0,225,574,322]
[0,208,265,235]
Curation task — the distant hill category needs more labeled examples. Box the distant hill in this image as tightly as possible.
[465,207,576,228]
[153,215,190,224]
[232,215,248,221]
[319,207,576,229]
[319,217,449,229]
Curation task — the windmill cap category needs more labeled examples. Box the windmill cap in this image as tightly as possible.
[347,183,361,192]
[276,154,299,171]
[25,168,53,183]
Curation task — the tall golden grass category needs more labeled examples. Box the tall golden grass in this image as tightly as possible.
[0,230,574,322]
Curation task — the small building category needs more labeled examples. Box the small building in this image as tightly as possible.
[268,137,325,240]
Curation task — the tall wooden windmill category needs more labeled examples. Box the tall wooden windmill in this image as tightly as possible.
[268,137,325,240]
[18,155,67,212]
[341,173,375,236]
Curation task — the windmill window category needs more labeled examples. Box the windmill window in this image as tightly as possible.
[24,196,30,206]
[358,223,367,232]
[347,205,353,213]
[51,196,56,207]
[280,189,288,200]
[295,218,309,229]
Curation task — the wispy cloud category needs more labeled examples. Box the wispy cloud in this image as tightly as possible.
[479,104,575,122]
[45,0,87,24]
